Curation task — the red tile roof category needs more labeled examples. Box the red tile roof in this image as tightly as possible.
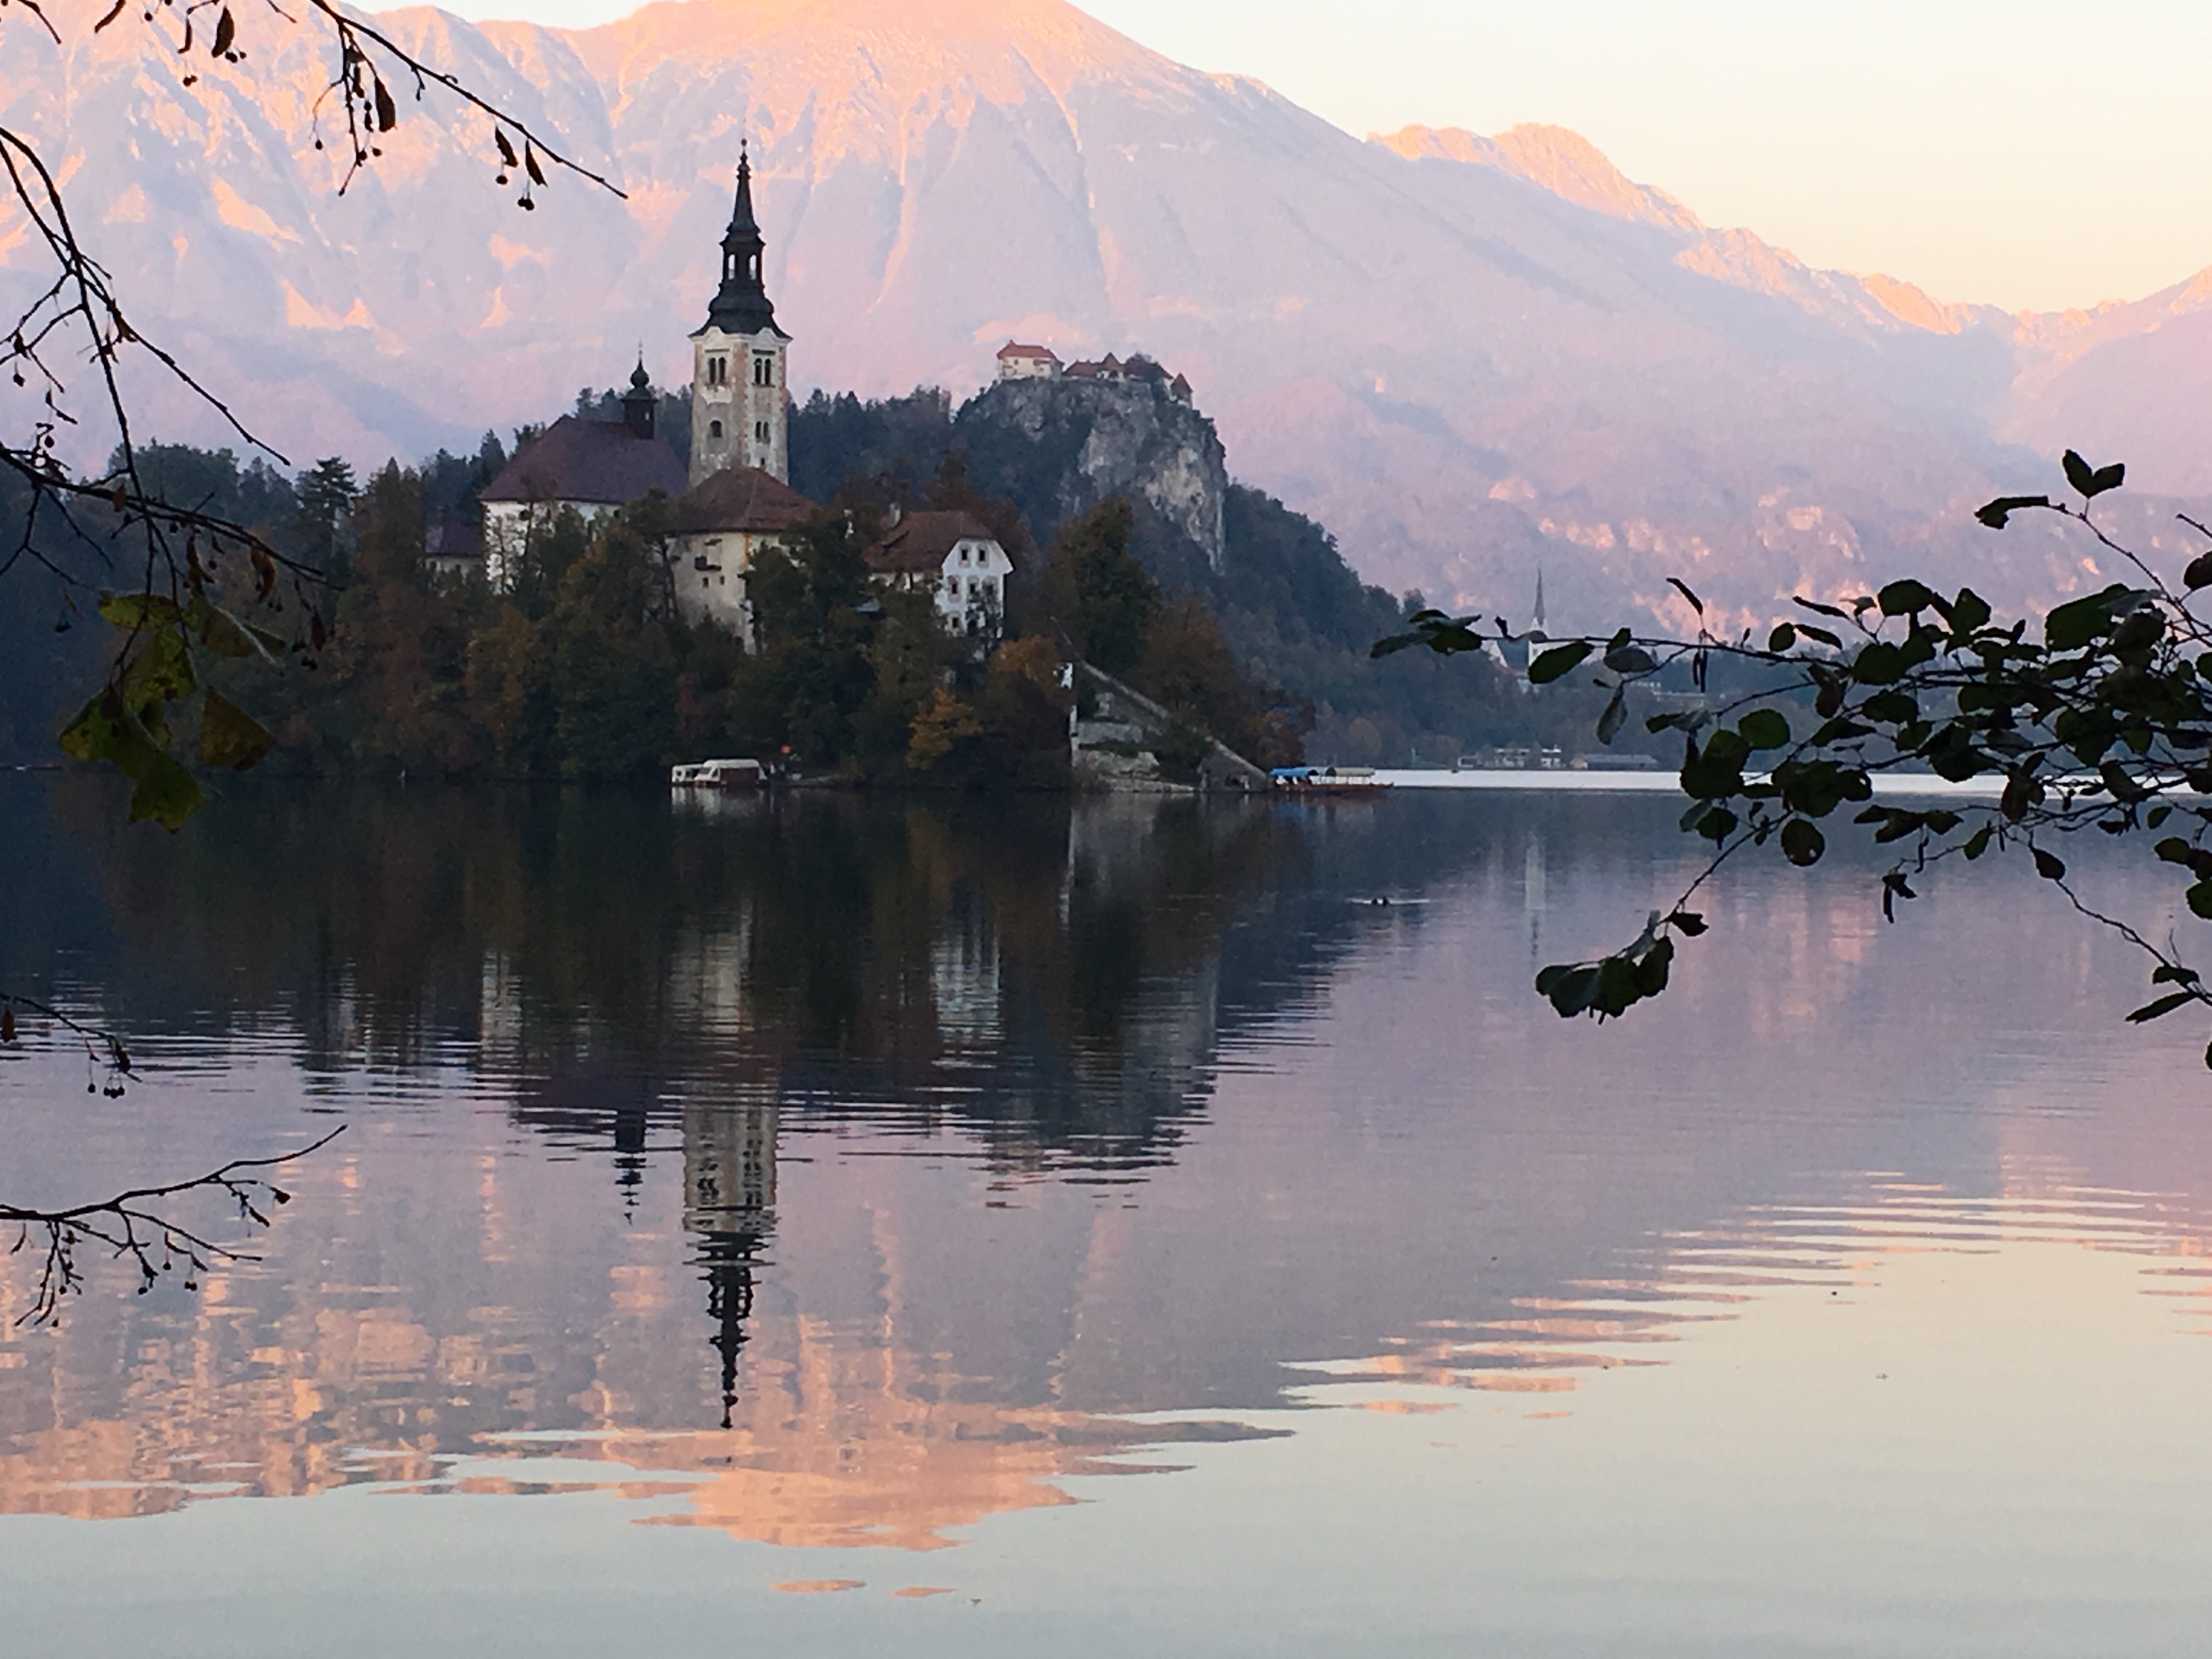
[672,465,816,534]
[479,415,688,507]
[997,340,1058,360]
[865,510,998,574]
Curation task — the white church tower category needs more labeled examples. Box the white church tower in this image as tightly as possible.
[691,141,791,487]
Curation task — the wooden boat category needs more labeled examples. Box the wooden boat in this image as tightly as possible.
[671,758,766,789]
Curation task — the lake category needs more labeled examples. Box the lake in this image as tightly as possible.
[2,776,2210,1656]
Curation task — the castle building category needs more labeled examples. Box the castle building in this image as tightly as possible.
[995,341,1062,381]
[690,142,791,486]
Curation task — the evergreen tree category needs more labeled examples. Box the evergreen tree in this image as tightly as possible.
[1040,500,1159,676]
[293,458,359,582]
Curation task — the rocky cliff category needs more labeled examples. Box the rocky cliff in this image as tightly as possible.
[956,378,1227,571]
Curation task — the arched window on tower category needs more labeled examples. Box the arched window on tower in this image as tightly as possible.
[752,354,775,387]
[709,420,724,438]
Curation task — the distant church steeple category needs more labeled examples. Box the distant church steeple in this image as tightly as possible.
[691,137,793,486]
[706,140,782,338]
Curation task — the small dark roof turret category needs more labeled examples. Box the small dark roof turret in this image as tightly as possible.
[700,140,787,339]
[621,356,656,439]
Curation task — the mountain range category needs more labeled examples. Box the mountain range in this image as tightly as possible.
[5,0,2211,630]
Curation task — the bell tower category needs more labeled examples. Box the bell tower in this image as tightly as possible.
[691,139,791,487]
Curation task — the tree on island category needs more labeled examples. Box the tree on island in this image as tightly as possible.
[1384,452,2212,1063]
[1,0,615,827]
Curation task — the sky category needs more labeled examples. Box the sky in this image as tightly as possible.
[417,0,2212,315]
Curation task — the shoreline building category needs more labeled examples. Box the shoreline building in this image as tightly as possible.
[690,141,791,487]
[477,363,686,588]
[865,509,1013,640]
[669,464,816,635]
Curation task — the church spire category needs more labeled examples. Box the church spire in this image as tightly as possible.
[705,138,783,337]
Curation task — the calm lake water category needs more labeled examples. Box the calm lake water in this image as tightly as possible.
[3,776,2211,1656]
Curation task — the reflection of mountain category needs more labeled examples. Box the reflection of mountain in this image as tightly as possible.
[7,780,2212,1558]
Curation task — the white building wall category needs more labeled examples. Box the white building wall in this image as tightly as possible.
[482,498,618,591]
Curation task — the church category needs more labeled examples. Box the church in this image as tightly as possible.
[478,142,1009,645]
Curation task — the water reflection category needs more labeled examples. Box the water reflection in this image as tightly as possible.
[5,778,2212,1654]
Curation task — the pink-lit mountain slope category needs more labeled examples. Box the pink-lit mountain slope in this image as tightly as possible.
[1,0,2201,628]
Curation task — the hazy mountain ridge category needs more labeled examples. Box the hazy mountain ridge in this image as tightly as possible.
[3,0,2208,631]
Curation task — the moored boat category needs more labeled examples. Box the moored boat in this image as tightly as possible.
[672,758,766,789]
[1271,766,1391,798]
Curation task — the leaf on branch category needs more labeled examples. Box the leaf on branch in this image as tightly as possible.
[1877,579,1936,617]
[199,691,272,771]
[1881,871,1916,922]
[495,129,520,167]
[524,144,546,187]
[1595,689,1627,746]
[1602,644,1657,674]
[1849,641,1907,685]
[2063,450,2126,499]
[1767,622,1797,652]
[2187,552,2212,592]
[2128,992,2198,1024]
[374,78,398,133]
[2044,585,2132,651]
[212,7,234,55]
[1976,495,2051,529]
[1528,640,1593,685]
[2033,848,2067,882]
[1666,577,1704,616]
[1737,708,1791,751]
[1781,818,1825,867]
[1666,910,1708,936]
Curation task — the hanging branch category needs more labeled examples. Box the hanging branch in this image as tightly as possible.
[3,1124,346,1325]
[0,0,624,825]
[1382,452,2212,1060]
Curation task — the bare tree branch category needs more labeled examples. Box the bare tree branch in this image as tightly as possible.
[2,1125,346,1325]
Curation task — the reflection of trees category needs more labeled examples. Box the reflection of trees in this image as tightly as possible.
[31,782,1450,1167]
[2,1127,342,1325]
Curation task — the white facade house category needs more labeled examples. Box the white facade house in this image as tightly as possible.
[866,510,1014,637]
[691,143,791,487]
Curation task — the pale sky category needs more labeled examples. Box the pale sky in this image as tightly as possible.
[421,0,2212,313]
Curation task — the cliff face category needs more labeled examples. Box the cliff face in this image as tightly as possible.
[957,378,1227,569]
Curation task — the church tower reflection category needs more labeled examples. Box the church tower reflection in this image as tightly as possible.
[681,1092,778,1427]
